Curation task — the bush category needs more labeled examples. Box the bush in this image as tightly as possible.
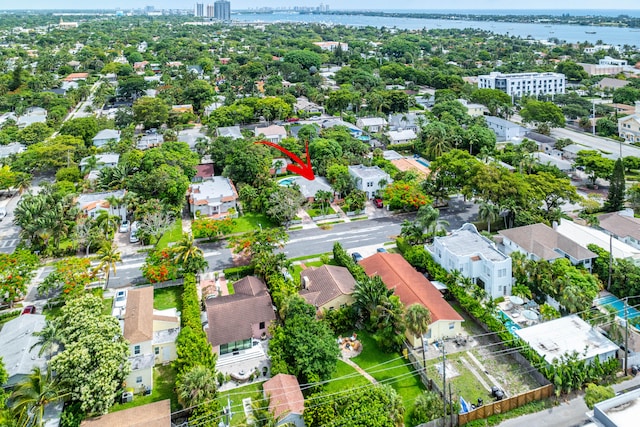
[222,265,254,280]
[584,383,615,409]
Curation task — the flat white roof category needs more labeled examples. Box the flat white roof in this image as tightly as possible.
[515,315,618,363]
[555,219,640,262]
[593,387,640,427]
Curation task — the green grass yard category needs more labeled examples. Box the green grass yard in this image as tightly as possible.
[218,382,264,426]
[324,359,371,395]
[154,287,182,311]
[110,365,179,413]
[231,213,275,234]
[156,218,183,250]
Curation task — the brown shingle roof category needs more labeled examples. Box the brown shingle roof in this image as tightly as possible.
[123,287,154,344]
[205,276,275,347]
[80,399,170,427]
[598,212,640,242]
[195,163,215,179]
[498,223,596,261]
[263,374,305,419]
[299,265,356,307]
[359,253,462,323]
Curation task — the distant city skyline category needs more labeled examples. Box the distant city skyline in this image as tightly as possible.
[5,1,640,10]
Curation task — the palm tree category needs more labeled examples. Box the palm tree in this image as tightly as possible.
[172,233,208,274]
[95,241,122,288]
[478,201,500,233]
[353,276,391,326]
[176,365,218,413]
[404,304,431,369]
[94,211,120,238]
[81,155,98,173]
[10,367,67,427]
[30,320,62,361]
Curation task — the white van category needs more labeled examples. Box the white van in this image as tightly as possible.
[129,221,140,243]
[0,200,8,221]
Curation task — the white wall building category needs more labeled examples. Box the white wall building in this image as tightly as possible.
[478,72,566,98]
[427,223,512,298]
[348,165,392,199]
[485,116,528,142]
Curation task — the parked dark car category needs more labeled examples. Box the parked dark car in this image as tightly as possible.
[352,252,364,263]
[376,248,387,253]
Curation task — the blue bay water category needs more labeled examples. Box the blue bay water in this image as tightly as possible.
[233,11,640,47]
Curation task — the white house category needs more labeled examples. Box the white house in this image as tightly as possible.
[485,116,527,142]
[216,125,243,140]
[313,41,348,51]
[348,165,392,199]
[122,287,180,393]
[16,107,47,128]
[478,72,566,98]
[92,129,121,147]
[80,153,119,170]
[254,124,287,143]
[294,97,324,115]
[598,210,640,251]
[388,112,421,132]
[618,102,640,144]
[515,315,618,365]
[320,119,363,138]
[188,176,238,218]
[356,117,387,133]
[427,223,512,298]
[388,129,417,145]
[76,190,127,222]
[0,314,48,386]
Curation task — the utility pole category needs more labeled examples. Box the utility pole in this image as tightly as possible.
[592,100,596,136]
[441,340,447,427]
[608,233,613,290]
[625,297,629,376]
[449,383,454,427]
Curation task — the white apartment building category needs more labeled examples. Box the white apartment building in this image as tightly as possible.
[478,72,566,98]
[599,56,628,67]
[348,165,392,199]
[427,223,512,298]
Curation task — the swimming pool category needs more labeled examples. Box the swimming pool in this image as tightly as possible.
[595,295,640,320]
[413,156,430,168]
[278,177,296,186]
[498,310,521,335]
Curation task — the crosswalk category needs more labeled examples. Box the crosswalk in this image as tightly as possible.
[0,225,19,254]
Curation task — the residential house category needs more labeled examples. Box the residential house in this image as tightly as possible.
[282,176,334,202]
[254,125,287,143]
[498,223,596,270]
[188,176,238,218]
[80,153,119,170]
[299,265,357,312]
[262,374,305,427]
[204,97,226,116]
[388,113,421,132]
[605,103,636,116]
[216,125,243,140]
[63,72,89,82]
[458,99,487,117]
[618,102,640,143]
[0,142,25,159]
[555,218,640,264]
[414,95,435,109]
[356,117,387,133]
[348,165,392,199]
[205,276,276,355]
[17,107,47,128]
[294,97,324,115]
[427,223,512,298]
[597,77,631,91]
[0,314,47,386]
[192,163,215,183]
[81,400,171,427]
[532,152,573,173]
[0,112,17,126]
[121,287,180,393]
[387,129,418,145]
[313,41,348,51]
[561,143,587,161]
[320,119,363,138]
[589,388,640,427]
[359,253,464,345]
[515,315,618,365]
[137,133,164,150]
[485,116,527,142]
[92,129,121,148]
[77,190,127,221]
[597,210,640,250]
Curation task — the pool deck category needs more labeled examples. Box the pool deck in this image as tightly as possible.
[498,297,540,329]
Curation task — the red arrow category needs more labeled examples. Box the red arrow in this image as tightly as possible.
[255,139,315,181]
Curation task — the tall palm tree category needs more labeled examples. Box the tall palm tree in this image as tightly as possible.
[404,304,431,369]
[30,320,62,361]
[176,365,218,413]
[478,201,500,233]
[172,233,207,274]
[94,211,120,238]
[95,241,122,289]
[10,367,67,427]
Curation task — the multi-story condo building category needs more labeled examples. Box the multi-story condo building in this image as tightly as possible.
[194,2,204,17]
[478,72,566,98]
[206,4,214,18]
[214,0,231,21]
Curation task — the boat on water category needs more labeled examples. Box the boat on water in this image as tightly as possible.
[585,31,597,34]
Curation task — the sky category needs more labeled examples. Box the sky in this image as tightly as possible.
[6,1,640,11]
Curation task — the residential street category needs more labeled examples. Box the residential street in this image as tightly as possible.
[550,127,640,160]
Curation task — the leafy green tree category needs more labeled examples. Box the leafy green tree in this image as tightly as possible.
[555,61,588,82]
[575,150,615,186]
[283,50,322,70]
[266,186,305,228]
[470,88,512,116]
[527,172,580,220]
[17,122,53,146]
[605,158,626,212]
[410,391,445,426]
[520,100,565,134]
[50,294,130,414]
[183,80,215,114]
[132,96,169,129]
[172,233,208,275]
[59,117,100,147]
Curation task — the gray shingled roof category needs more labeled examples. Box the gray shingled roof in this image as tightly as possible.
[299,265,356,307]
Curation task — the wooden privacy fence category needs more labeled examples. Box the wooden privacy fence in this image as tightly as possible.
[458,384,554,425]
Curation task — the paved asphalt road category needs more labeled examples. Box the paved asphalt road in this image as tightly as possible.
[550,127,640,160]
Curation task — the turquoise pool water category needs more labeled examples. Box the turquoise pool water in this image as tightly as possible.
[498,310,521,335]
[413,156,430,168]
[279,177,296,186]
[596,295,640,320]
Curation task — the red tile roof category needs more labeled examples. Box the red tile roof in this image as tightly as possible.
[360,253,463,323]
[263,374,304,419]
[81,399,170,427]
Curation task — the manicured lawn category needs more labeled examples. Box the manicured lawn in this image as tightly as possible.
[231,213,275,234]
[324,359,371,395]
[156,218,183,250]
[291,260,326,278]
[102,297,113,315]
[306,206,335,217]
[218,382,264,425]
[154,287,183,311]
[351,331,426,423]
[110,365,179,412]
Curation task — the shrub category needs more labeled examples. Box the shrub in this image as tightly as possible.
[584,383,615,409]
